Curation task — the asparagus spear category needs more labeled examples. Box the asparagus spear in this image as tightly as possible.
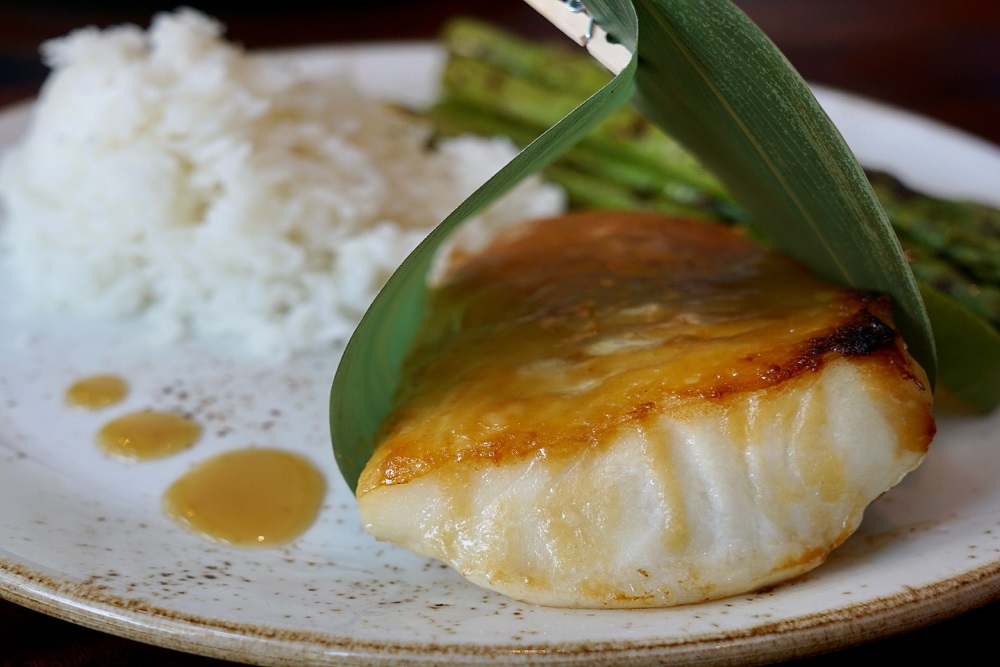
[897,228,1000,328]
[427,98,743,220]
[433,52,732,202]
[440,16,613,96]
[868,171,1000,285]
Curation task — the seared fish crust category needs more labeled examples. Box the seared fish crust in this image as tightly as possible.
[358,211,935,608]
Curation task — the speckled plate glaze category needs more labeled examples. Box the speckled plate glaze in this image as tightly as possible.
[2,43,1000,667]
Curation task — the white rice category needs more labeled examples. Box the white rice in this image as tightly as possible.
[0,8,565,359]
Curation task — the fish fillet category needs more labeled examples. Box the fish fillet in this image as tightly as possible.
[357,211,935,608]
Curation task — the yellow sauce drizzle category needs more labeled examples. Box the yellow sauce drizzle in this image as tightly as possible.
[163,448,326,548]
[65,374,128,409]
[96,410,201,461]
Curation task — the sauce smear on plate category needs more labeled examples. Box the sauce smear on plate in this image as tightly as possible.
[163,448,325,547]
[96,411,201,460]
[65,374,128,409]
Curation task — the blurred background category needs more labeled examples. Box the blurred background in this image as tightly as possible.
[0,1,998,666]
[0,0,998,144]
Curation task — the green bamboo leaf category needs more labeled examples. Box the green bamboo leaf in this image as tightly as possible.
[587,0,934,381]
[330,0,938,493]
[329,9,639,493]
[921,285,1000,413]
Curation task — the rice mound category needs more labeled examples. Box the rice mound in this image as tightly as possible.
[0,8,564,358]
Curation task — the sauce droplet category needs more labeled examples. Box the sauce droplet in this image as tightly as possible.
[65,374,128,409]
[96,410,201,461]
[163,448,326,548]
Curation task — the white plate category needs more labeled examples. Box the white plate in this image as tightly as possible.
[2,43,1000,667]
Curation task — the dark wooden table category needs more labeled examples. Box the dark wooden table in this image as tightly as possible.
[1,2,998,665]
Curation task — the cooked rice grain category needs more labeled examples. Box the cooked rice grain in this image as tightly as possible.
[0,8,564,358]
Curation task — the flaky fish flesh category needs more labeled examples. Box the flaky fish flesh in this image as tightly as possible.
[357,211,935,608]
